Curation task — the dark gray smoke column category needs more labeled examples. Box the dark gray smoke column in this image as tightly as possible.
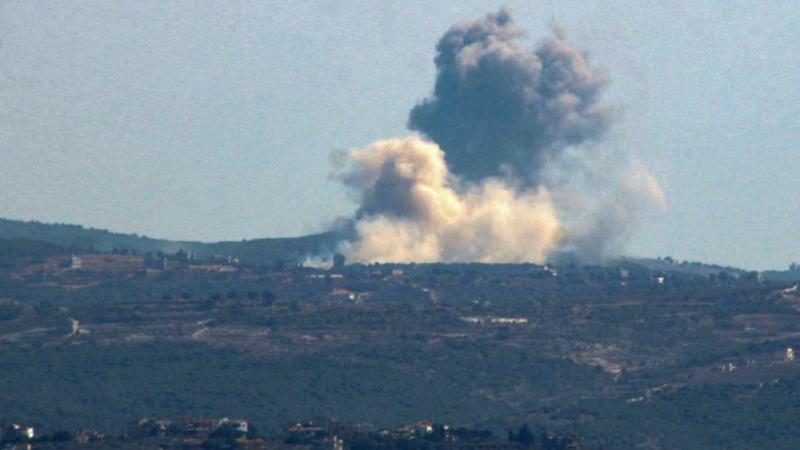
[408,8,612,185]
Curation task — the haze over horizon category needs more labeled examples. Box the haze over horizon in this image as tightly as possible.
[1,1,798,270]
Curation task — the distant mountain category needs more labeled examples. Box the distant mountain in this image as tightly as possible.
[1,217,787,276]
[0,218,343,265]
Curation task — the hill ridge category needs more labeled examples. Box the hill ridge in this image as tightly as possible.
[0,217,341,265]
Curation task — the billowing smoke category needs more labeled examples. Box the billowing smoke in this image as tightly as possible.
[330,8,663,264]
[332,137,562,263]
[408,8,612,185]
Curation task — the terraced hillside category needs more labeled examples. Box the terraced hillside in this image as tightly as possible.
[1,245,799,449]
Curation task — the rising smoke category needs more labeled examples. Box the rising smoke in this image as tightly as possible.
[408,8,612,185]
[332,137,562,263]
[331,8,663,264]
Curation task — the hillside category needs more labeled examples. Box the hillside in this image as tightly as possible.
[0,249,799,449]
[0,218,342,265]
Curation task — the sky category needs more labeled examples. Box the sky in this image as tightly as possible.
[0,1,798,270]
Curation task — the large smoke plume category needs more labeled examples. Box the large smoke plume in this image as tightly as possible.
[408,8,611,185]
[331,8,663,264]
[333,137,562,263]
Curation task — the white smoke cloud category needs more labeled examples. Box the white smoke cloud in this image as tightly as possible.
[333,137,563,263]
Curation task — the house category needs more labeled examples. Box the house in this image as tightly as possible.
[416,421,434,434]
[1,423,36,442]
[181,418,215,437]
[216,417,248,434]
[127,418,175,438]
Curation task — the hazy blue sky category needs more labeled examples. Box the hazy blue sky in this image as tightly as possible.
[1,1,798,270]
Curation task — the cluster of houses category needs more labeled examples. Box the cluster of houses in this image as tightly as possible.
[119,417,265,449]
[284,418,358,449]
[0,422,107,449]
[0,423,35,443]
[143,250,239,274]
[285,418,485,448]
[376,420,450,440]
[286,418,530,447]
[1,417,252,449]
[0,417,590,449]
[128,416,248,437]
